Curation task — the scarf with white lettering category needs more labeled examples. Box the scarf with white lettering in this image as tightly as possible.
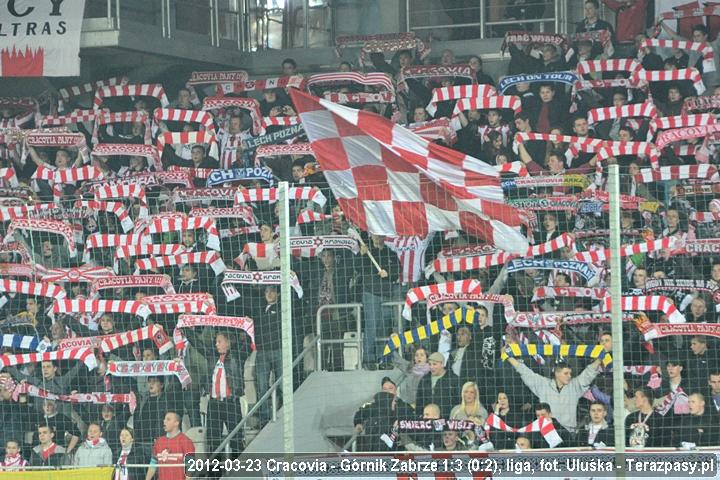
[173,314,256,356]
[220,269,303,300]
[91,143,162,171]
[88,274,176,297]
[106,360,192,388]
[4,218,77,258]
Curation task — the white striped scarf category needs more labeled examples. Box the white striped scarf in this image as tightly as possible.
[690,211,720,223]
[93,184,149,218]
[201,95,264,135]
[134,251,226,276]
[306,72,394,91]
[218,129,242,170]
[648,113,716,136]
[573,237,677,263]
[0,348,97,370]
[58,77,128,102]
[296,209,333,225]
[639,38,715,73]
[141,293,216,316]
[0,334,44,351]
[575,58,642,76]
[255,143,314,158]
[91,111,152,145]
[23,130,90,162]
[4,218,77,258]
[156,130,219,161]
[587,100,657,125]
[655,387,689,416]
[407,118,458,146]
[40,109,97,127]
[497,161,529,177]
[173,314,256,357]
[143,214,221,251]
[98,325,172,354]
[53,299,152,320]
[0,279,65,300]
[152,108,216,134]
[91,143,162,171]
[401,279,483,320]
[595,141,660,170]
[426,85,497,116]
[427,232,575,276]
[484,413,563,447]
[260,116,301,128]
[323,91,396,104]
[681,95,720,114]
[655,123,720,149]
[75,200,134,233]
[234,186,327,208]
[189,207,255,225]
[0,203,60,222]
[93,84,169,109]
[89,274,175,297]
[215,75,306,94]
[633,68,705,94]
[32,165,104,202]
[633,165,720,183]
[84,233,151,256]
[600,295,685,324]
[531,286,608,302]
[114,243,187,260]
[13,383,137,414]
[106,359,191,388]
[37,266,115,283]
[452,96,522,117]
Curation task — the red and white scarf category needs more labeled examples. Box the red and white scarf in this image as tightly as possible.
[89,274,176,297]
[144,213,221,250]
[76,200,134,233]
[211,354,232,399]
[38,266,115,283]
[576,58,642,76]
[587,100,657,125]
[634,165,720,183]
[216,75,306,94]
[296,209,335,225]
[92,111,151,145]
[656,386,689,416]
[234,186,327,208]
[174,314,255,356]
[53,299,152,321]
[220,269,303,300]
[189,207,255,225]
[23,130,90,162]
[11,383,137,413]
[91,143,162,172]
[141,293,216,316]
[202,96,264,136]
[639,38,715,73]
[682,95,720,114]
[187,70,249,85]
[4,218,77,258]
[484,413,563,447]
[656,123,720,149]
[93,83,169,109]
[600,295,685,324]
[255,143,314,159]
[1,453,27,469]
[84,233,151,259]
[106,359,192,388]
[134,251,226,276]
[648,113,716,139]
[307,71,394,91]
[401,279,483,320]
[426,85,497,116]
[261,115,301,128]
[0,279,65,300]
[58,76,128,103]
[531,286,608,302]
[153,108,216,134]
[452,96,522,117]
[0,167,19,188]
[40,109,97,128]
[407,118,458,146]
[574,237,677,263]
[0,347,97,370]
[93,184,149,218]
[156,130,219,160]
[633,68,705,94]
[639,322,720,341]
[323,91,396,104]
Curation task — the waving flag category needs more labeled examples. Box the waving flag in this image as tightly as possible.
[289,90,529,254]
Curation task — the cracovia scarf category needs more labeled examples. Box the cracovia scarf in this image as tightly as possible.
[173,314,256,356]
[106,360,192,388]
[1,452,27,469]
[221,269,303,300]
[401,279,483,320]
[4,218,77,258]
[0,347,97,370]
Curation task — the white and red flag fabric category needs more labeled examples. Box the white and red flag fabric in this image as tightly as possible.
[0,1,86,77]
[289,90,529,254]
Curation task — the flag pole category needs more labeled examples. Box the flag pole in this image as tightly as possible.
[278,181,295,464]
[608,164,626,475]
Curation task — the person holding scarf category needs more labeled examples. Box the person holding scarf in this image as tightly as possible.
[114,428,149,480]
[74,422,113,466]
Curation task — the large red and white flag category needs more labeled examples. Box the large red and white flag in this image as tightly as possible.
[289,90,529,254]
[0,1,86,77]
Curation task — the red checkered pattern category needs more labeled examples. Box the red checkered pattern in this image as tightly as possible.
[4,219,77,258]
[453,96,522,117]
[92,111,152,144]
[53,299,152,320]
[640,38,715,72]
[261,116,301,128]
[0,279,66,299]
[0,348,97,370]
[153,108,216,134]
[93,83,169,109]
[233,186,327,208]
[254,143,314,158]
[91,143,162,171]
[156,131,219,160]
[0,167,19,187]
[307,72,394,91]
[40,109,97,127]
[574,237,677,263]
[575,59,642,76]
[601,295,686,324]
[58,77,128,102]
[99,325,172,355]
[134,251,226,276]
[587,100,657,125]
[401,279,483,320]
[75,200,134,233]
[633,68,705,94]
[426,85,497,116]
[201,96,264,135]
[633,165,720,183]
[93,184,149,218]
[142,293,216,316]
[144,214,221,251]
[291,89,528,254]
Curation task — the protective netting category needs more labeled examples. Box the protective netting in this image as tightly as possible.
[0,12,720,479]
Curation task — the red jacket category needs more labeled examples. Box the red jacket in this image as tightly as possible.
[603,0,648,43]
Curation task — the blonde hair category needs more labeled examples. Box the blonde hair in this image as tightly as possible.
[459,381,483,416]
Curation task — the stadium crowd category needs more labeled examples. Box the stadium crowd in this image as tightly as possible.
[0,0,719,475]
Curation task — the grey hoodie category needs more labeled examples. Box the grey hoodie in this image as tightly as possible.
[512,361,600,432]
[73,438,113,467]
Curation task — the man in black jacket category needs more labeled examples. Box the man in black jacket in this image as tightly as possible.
[206,331,252,455]
[670,393,720,447]
[130,376,181,450]
[356,234,401,368]
[353,377,415,451]
[415,352,461,418]
[254,285,282,425]
[579,401,614,447]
